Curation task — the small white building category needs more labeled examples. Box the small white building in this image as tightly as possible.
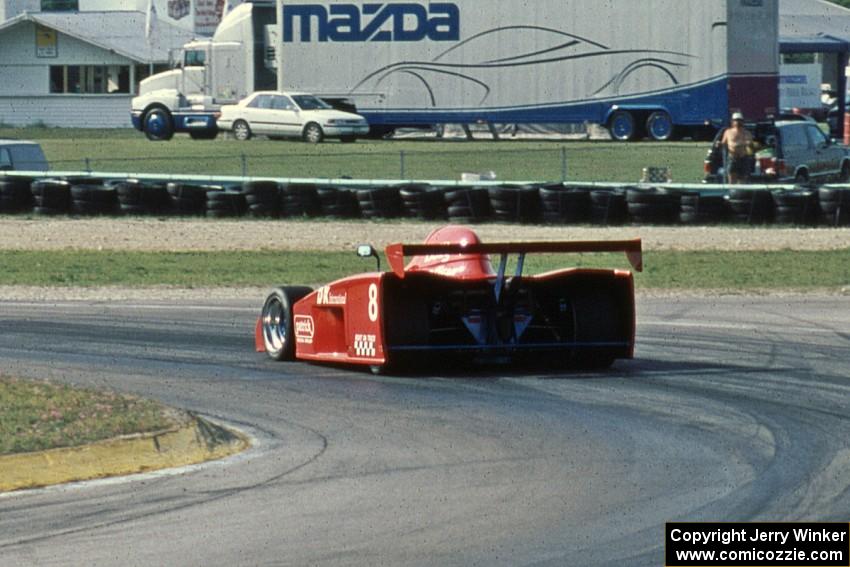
[0,0,240,127]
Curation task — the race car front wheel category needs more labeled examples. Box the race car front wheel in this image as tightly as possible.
[261,286,313,361]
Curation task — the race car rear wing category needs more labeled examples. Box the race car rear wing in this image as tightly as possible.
[385,239,643,279]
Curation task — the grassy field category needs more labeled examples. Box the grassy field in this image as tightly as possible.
[0,376,175,455]
[0,127,710,183]
[0,249,847,290]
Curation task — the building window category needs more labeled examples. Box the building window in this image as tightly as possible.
[49,65,130,94]
[41,0,78,10]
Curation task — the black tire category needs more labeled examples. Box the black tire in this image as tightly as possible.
[232,120,252,141]
[143,108,174,142]
[167,182,208,201]
[31,180,72,212]
[608,110,636,142]
[260,286,313,361]
[0,179,33,213]
[645,110,676,142]
[303,123,324,144]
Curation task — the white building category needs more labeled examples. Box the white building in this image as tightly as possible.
[0,0,241,127]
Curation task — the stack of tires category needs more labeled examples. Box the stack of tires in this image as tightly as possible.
[539,185,590,225]
[726,189,773,224]
[772,189,819,226]
[589,189,627,225]
[398,184,446,220]
[167,183,209,216]
[0,178,33,214]
[70,181,118,216]
[242,181,280,218]
[445,187,492,223]
[819,187,850,227]
[205,188,247,218]
[487,185,540,223]
[317,186,360,218]
[280,183,322,218]
[679,193,727,225]
[626,188,678,225]
[356,186,403,219]
[114,180,170,215]
[31,179,72,215]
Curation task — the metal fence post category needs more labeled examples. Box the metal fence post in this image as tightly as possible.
[400,150,406,179]
[84,157,91,173]
[561,147,567,182]
[241,153,247,177]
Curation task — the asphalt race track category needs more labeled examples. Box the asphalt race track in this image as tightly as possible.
[0,295,849,566]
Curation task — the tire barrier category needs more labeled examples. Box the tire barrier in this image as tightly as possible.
[488,185,541,224]
[398,184,447,220]
[115,179,171,215]
[242,181,280,218]
[772,189,819,226]
[539,185,590,224]
[317,186,360,219]
[70,183,118,216]
[205,189,247,218]
[0,176,849,227]
[167,182,209,216]
[679,193,728,225]
[356,186,404,219]
[589,189,627,225]
[626,188,678,225]
[0,178,34,213]
[819,187,850,227]
[280,183,322,218]
[445,187,492,223]
[726,188,773,225]
[31,179,72,215]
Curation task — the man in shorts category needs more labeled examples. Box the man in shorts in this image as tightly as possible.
[719,112,754,184]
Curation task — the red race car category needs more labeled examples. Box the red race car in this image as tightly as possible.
[255,226,642,372]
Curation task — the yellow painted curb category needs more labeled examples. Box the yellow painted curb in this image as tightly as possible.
[0,415,249,493]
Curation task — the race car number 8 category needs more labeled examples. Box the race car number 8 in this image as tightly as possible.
[368,284,379,322]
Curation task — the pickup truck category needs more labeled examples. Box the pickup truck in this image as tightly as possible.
[0,140,49,171]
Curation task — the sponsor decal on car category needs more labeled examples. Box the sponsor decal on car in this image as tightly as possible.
[317,286,347,306]
[295,315,315,344]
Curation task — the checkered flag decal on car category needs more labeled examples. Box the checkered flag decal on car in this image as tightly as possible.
[354,339,376,357]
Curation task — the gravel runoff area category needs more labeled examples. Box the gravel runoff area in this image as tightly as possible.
[1,218,849,253]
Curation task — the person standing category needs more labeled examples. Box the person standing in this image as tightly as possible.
[719,112,754,184]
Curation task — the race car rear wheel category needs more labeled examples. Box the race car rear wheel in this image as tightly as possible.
[261,286,313,361]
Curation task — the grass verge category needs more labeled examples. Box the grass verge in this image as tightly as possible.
[0,376,177,455]
[1,127,709,182]
[0,249,847,290]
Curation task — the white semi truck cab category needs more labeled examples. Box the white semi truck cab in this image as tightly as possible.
[131,2,276,140]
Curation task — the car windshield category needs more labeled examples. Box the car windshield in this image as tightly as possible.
[291,95,332,111]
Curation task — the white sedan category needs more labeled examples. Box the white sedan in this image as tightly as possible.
[218,91,370,143]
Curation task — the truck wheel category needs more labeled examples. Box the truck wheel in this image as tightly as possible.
[303,123,324,144]
[260,286,313,361]
[646,111,675,141]
[233,120,252,141]
[143,108,174,141]
[608,110,636,142]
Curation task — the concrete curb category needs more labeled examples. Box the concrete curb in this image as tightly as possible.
[0,414,249,493]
